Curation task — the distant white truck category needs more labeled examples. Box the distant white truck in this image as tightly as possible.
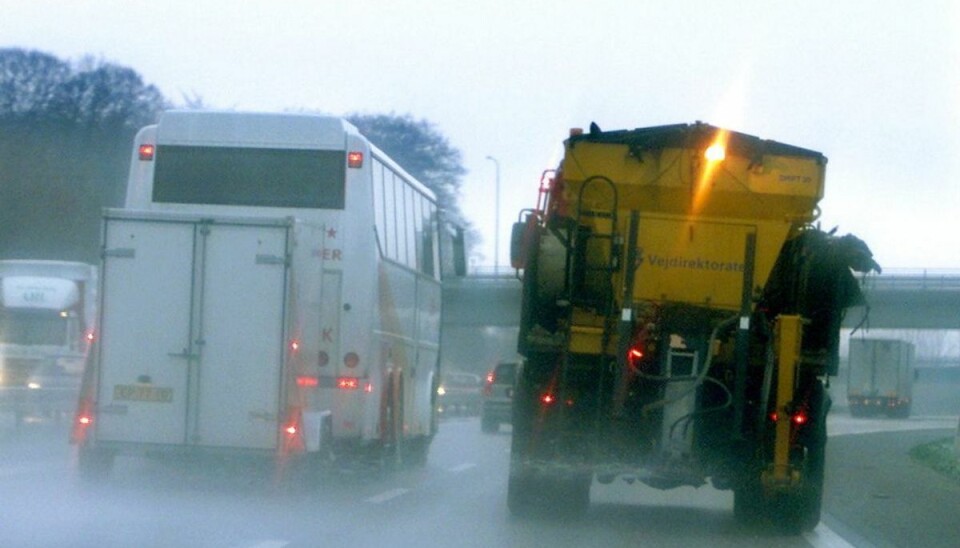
[847,338,915,418]
[0,260,97,419]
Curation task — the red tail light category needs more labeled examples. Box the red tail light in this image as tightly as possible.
[296,376,319,388]
[483,370,495,396]
[281,407,305,454]
[540,393,556,405]
[71,398,95,444]
[337,377,360,390]
[769,410,810,426]
[138,144,155,161]
[347,151,364,168]
[627,344,645,371]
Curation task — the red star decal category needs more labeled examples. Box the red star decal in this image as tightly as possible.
[327,227,337,239]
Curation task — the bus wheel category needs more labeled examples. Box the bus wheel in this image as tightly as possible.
[403,436,431,467]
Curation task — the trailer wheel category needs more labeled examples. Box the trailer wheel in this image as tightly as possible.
[888,403,911,419]
[481,414,499,433]
[77,446,114,483]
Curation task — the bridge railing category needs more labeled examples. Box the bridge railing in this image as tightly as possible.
[859,269,960,291]
[467,265,518,279]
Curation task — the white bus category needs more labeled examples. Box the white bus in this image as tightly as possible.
[74,110,461,476]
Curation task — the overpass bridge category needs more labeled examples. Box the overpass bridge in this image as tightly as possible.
[444,269,960,330]
[847,270,960,329]
[440,270,960,370]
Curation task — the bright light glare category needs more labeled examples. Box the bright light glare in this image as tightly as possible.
[705,143,726,162]
[437,386,446,396]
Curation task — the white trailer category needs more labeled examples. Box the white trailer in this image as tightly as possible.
[1,260,96,419]
[847,338,915,418]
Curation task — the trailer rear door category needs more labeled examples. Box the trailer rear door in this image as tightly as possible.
[95,214,290,451]
[96,219,195,445]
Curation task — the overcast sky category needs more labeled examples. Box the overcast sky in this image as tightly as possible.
[5,0,960,270]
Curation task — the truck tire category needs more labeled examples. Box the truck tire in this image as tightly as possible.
[507,353,591,518]
[508,469,591,518]
[771,382,828,534]
[733,476,765,525]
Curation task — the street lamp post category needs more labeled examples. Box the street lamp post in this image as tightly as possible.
[485,156,501,274]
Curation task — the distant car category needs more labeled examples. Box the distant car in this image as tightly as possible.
[436,371,482,416]
[481,361,519,433]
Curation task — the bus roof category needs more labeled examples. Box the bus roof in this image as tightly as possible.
[148,110,437,202]
[156,110,353,149]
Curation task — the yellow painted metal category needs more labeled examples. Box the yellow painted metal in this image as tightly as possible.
[569,325,605,355]
[629,215,789,310]
[770,314,804,486]
[560,133,824,313]
[561,142,824,221]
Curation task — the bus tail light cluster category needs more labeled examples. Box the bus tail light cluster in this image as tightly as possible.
[138,144,155,161]
[281,408,305,454]
[296,376,319,388]
[71,398,95,444]
[337,377,360,390]
[347,151,364,168]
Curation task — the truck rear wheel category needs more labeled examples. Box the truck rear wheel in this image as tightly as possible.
[507,353,591,518]
[770,383,828,534]
[733,476,765,525]
[508,468,591,517]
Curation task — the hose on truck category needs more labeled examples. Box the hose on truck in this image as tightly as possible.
[638,314,739,418]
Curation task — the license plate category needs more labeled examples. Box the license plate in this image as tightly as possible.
[113,384,173,403]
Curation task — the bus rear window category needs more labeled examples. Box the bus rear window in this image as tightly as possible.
[152,146,346,209]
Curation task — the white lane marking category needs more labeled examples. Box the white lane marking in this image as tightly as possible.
[448,462,477,473]
[0,464,47,478]
[365,488,410,504]
[828,415,957,437]
[240,542,289,548]
[804,522,856,548]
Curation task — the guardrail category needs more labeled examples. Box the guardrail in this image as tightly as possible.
[859,269,960,291]
[466,265,960,289]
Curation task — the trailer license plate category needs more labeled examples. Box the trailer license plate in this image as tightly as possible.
[113,384,173,403]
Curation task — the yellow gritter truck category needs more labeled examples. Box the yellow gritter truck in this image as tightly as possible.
[508,122,879,533]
